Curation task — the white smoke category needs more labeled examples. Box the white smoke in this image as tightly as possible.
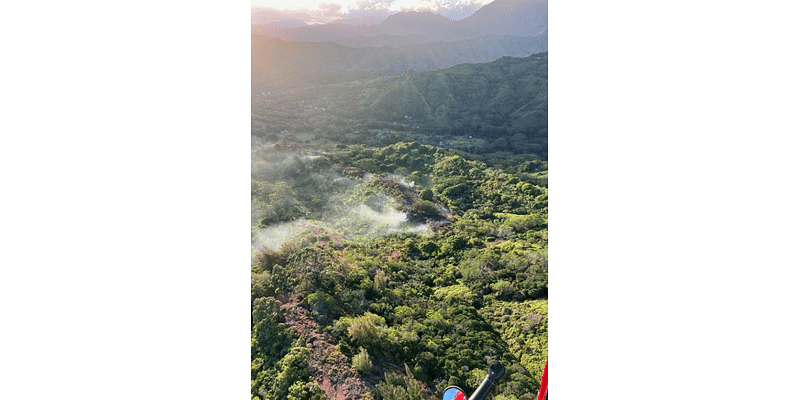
[252,203,430,251]
[252,146,431,251]
[252,185,430,252]
[331,202,431,240]
[252,219,309,252]
[387,174,414,187]
[350,204,408,230]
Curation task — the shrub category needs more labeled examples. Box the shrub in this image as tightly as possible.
[419,189,434,201]
[374,364,431,400]
[412,200,439,215]
[374,269,388,292]
[352,347,373,375]
[348,312,385,347]
[303,291,338,323]
[252,297,283,325]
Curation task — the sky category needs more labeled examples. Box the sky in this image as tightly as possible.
[251,0,494,21]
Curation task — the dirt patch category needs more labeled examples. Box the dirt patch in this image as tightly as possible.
[281,297,372,400]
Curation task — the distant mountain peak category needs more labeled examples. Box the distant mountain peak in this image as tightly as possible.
[381,11,451,24]
[370,10,453,36]
[252,0,546,47]
[452,0,548,38]
[390,11,439,17]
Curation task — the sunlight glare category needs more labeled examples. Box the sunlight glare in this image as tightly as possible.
[251,0,346,11]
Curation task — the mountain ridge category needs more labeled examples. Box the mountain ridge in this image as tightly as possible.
[252,32,547,78]
[253,0,548,48]
[257,52,549,157]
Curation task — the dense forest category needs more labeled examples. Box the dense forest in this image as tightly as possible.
[252,1,547,398]
[251,140,547,400]
[252,52,548,160]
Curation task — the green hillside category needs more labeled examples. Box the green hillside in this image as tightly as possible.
[252,6,547,399]
[361,54,547,139]
[251,140,547,400]
[253,52,547,159]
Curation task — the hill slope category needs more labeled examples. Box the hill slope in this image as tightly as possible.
[450,0,548,38]
[252,33,546,76]
[301,53,548,156]
[250,141,549,400]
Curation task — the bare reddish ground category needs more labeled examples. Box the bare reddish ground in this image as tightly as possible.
[294,220,345,245]
[281,297,372,400]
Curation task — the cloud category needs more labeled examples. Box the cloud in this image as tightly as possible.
[318,2,343,17]
[340,0,392,14]
[253,0,493,14]
[253,0,495,23]
[388,0,445,12]
[337,0,495,16]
